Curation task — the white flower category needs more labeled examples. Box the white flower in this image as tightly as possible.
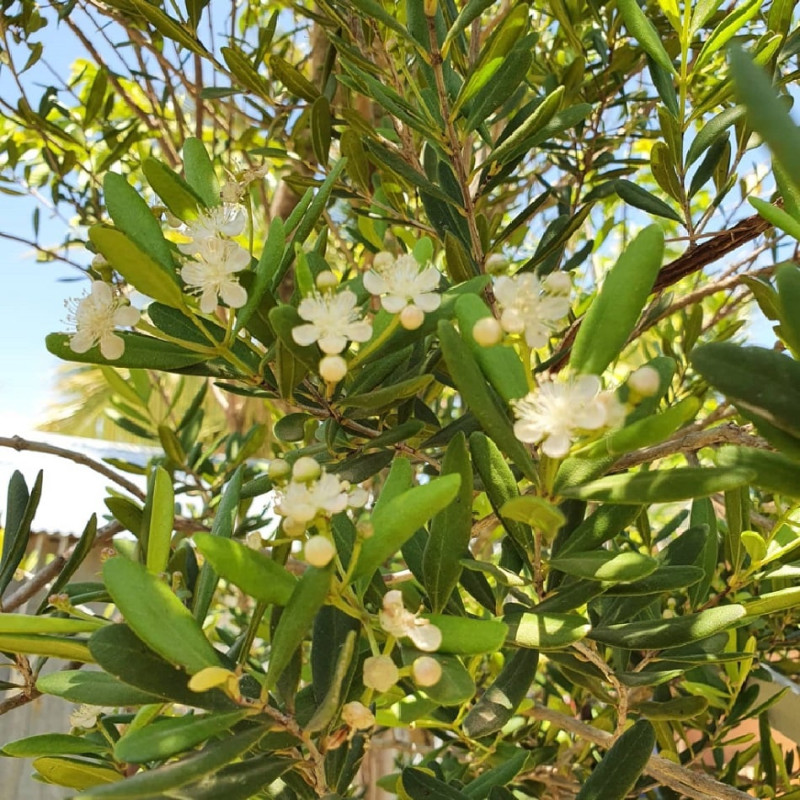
[181,238,249,313]
[275,470,365,532]
[292,289,372,354]
[66,281,140,360]
[493,272,571,348]
[512,374,608,459]
[69,704,110,729]
[379,590,442,652]
[363,253,441,317]
[341,701,375,730]
[363,655,399,692]
[176,204,246,253]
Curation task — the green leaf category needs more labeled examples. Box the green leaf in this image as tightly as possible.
[305,630,357,732]
[439,321,536,482]
[574,720,655,800]
[562,467,755,503]
[423,433,473,612]
[2,734,109,758]
[549,551,659,583]
[0,614,102,635]
[311,96,332,166]
[193,533,297,605]
[353,474,462,581]
[442,0,496,51]
[268,55,321,102]
[424,615,508,655]
[103,557,220,674]
[0,470,41,596]
[264,564,332,690]
[691,343,800,439]
[339,375,434,414]
[89,226,184,309]
[463,750,529,799]
[571,224,664,375]
[143,158,205,221]
[638,695,709,720]
[743,587,800,616]
[558,504,641,556]
[462,648,538,738]
[500,496,565,539]
[104,173,175,272]
[505,610,591,650]
[114,710,247,763]
[146,467,174,574]
[615,179,683,222]
[603,565,705,596]
[617,0,676,73]
[404,650,475,707]
[73,727,265,798]
[694,0,763,73]
[0,633,93,662]
[776,263,800,354]
[33,757,122,791]
[182,138,220,207]
[36,671,162,707]
[729,46,800,192]
[401,768,470,800]
[686,106,745,167]
[127,0,207,55]
[590,604,746,650]
[717,446,800,498]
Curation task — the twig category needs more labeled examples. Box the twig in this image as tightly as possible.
[573,641,628,735]
[0,435,146,500]
[529,704,756,800]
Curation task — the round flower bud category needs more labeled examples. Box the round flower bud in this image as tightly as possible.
[543,271,571,294]
[315,270,339,291]
[319,354,348,383]
[472,317,503,347]
[282,517,307,538]
[267,458,291,481]
[341,701,375,730]
[412,656,442,687]
[356,516,374,539]
[628,366,661,397]
[305,535,336,567]
[399,304,425,331]
[373,251,394,270]
[363,655,399,692]
[245,531,264,550]
[292,456,321,482]
[485,253,508,275]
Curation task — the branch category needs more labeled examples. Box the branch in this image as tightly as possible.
[0,435,146,500]
[529,705,756,800]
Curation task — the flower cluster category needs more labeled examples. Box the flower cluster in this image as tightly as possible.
[379,589,442,651]
[66,280,140,360]
[176,204,250,314]
[493,271,571,348]
[272,456,368,538]
[512,373,624,459]
[364,252,442,330]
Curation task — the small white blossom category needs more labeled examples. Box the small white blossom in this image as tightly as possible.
[275,470,366,532]
[176,204,246,253]
[493,272,571,348]
[341,701,375,730]
[379,590,442,652]
[363,655,399,692]
[181,238,249,313]
[66,281,140,360]
[69,704,110,729]
[363,253,441,318]
[512,374,608,459]
[292,289,372,355]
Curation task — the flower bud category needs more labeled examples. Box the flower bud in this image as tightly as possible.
[543,271,571,294]
[341,701,375,730]
[485,253,508,275]
[373,251,394,270]
[292,456,321,482]
[267,458,291,481]
[282,517,307,538]
[245,531,264,550]
[399,304,425,330]
[363,655,399,692]
[315,270,339,291]
[628,366,661,397]
[472,317,503,347]
[319,354,348,383]
[305,535,336,567]
[412,656,442,687]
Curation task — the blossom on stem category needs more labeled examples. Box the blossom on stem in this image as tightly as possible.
[493,271,571,348]
[175,204,246,253]
[512,374,608,459]
[292,289,372,354]
[66,280,140,360]
[341,701,375,731]
[180,238,249,313]
[69,704,110,729]
[363,253,441,321]
[379,590,442,652]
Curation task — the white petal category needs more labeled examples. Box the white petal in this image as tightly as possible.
[413,292,441,313]
[99,333,125,360]
[576,401,607,430]
[573,374,602,400]
[542,432,571,459]
[382,295,406,314]
[318,333,348,354]
[292,324,320,347]
[90,281,113,304]
[408,621,442,652]
[347,320,373,343]
[297,297,322,322]
[221,281,247,308]
[363,271,388,295]
[181,263,205,285]
[524,323,549,349]
[113,305,140,327]
[69,331,95,353]
[514,419,545,443]
[200,289,219,314]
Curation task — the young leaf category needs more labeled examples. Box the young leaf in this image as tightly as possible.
[142,158,204,221]
[615,179,683,222]
[183,137,220,207]
[693,0,763,74]
[0,470,42,596]
[617,0,676,73]
[146,467,174,575]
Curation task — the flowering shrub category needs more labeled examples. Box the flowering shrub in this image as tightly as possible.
[4,1,800,799]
